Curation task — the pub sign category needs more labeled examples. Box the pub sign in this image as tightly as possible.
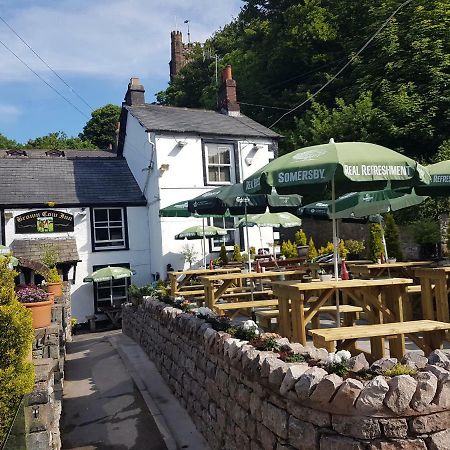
[15,210,74,234]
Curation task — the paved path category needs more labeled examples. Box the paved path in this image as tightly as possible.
[61,330,168,450]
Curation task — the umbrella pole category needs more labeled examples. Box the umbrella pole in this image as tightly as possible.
[202,218,206,268]
[272,228,276,258]
[244,202,256,319]
[110,278,113,306]
[331,175,341,327]
[259,226,263,251]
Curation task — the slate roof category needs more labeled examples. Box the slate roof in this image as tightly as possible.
[126,104,281,139]
[0,155,146,207]
[0,149,117,159]
[11,237,80,263]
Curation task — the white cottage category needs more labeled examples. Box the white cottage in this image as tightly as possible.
[118,66,282,278]
[0,150,150,322]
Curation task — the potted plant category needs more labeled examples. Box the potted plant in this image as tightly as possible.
[295,229,308,256]
[16,285,53,328]
[40,244,63,296]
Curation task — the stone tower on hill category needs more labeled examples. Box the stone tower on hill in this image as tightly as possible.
[169,31,193,80]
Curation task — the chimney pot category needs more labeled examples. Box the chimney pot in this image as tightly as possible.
[223,65,232,82]
[124,77,145,106]
[218,64,240,116]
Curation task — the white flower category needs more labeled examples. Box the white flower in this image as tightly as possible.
[241,320,258,331]
[336,350,351,361]
[197,307,215,317]
[174,296,185,301]
[326,352,342,364]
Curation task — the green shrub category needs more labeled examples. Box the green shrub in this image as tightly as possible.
[232,244,243,262]
[345,239,366,258]
[384,214,403,260]
[0,258,34,443]
[294,229,307,246]
[281,240,298,258]
[219,244,229,265]
[411,219,440,258]
[307,237,318,261]
[368,224,384,262]
[46,267,62,284]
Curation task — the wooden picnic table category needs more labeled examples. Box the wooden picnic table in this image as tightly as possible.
[415,267,450,325]
[168,268,241,297]
[350,261,433,280]
[306,260,372,277]
[272,278,413,359]
[199,270,306,311]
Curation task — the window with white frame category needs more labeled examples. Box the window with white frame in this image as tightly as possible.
[204,142,236,185]
[92,208,127,250]
[211,216,238,250]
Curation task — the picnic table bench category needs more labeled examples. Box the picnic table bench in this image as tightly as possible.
[255,304,363,330]
[215,299,279,318]
[350,261,433,281]
[310,320,450,358]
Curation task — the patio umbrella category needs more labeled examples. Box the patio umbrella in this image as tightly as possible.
[237,212,302,255]
[83,266,134,306]
[188,183,302,270]
[299,188,427,220]
[175,225,227,269]
[244,140,430,325]
[415,160,450,197]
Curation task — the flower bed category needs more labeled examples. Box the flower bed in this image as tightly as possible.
[123,296,450,450]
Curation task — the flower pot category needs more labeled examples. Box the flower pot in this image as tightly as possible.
[319,274,333,282]
[47,292,55,304]
[22,299,53,328]
[297,245,308,257]
[47,282,63,297]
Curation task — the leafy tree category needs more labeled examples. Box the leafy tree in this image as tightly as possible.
[0,133,21,149]
[307,237,318,261]
[384,213,403,260]
[79,104,121,149]
[219,244,229,265]
[294,229,307,246]
[24,131,94,150]
[281,240,298,258]
[231,244,243,262]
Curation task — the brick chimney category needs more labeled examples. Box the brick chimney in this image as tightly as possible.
[218,65,240,116]
[124,78,145,106]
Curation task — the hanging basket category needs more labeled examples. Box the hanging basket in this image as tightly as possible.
[22,297,53,329]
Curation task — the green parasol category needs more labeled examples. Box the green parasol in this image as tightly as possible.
[299,189,427,220]
[83,266,134,283]
[415,160,450,197]
[238,212,302,255]
[175,225,227,240]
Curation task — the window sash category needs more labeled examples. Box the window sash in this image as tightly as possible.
[92,208,126,250]
[205,143,235,185]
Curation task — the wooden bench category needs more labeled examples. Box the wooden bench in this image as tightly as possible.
[404,285,422,321]
[255,305,363,330]
[214,299,279,318]
[310,320,450,359]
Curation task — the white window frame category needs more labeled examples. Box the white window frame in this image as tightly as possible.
[204,143,236,185]
[210,216,239,251]
[92,207,127,251]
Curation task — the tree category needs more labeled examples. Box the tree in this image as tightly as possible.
[0,133,21,149]
[368,224,384,262]
[384,213,403,260]
[79,104,121,149]
[307,237,318,261]
[24,131,94,150]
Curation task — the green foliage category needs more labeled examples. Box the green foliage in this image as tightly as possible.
[281,353,305,363]
[338,240,349,260]
[219,244,229,265]
[79,104,121,149]
[294,229,307,246]
[0,259,34,443]
[382,364,417,377]
[327,360,351,377]
[307,237,318,261]
[249,336,281,351]
[0,133,21,149]
[384,214,403,260]
[281,240,298,258]
[368,224,385,262]
[40,243,59,268]
[318,241,335,255]
[46,267,62,284]
[227,326,259,341]
[24,131,94,150]
[232,244,243,262]
[345,240,366,258]
[411,219,441,246]
[317,240,348,259]
[250,246,256,256]
[181,243,199,268]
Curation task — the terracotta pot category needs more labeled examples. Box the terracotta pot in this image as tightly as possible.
[47,282,63,297]
[22,299,53,328]
[47,292,55,304]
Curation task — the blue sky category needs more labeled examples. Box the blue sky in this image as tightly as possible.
[0,0,242,143]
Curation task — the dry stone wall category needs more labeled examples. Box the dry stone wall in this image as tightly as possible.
[123,299,450,450]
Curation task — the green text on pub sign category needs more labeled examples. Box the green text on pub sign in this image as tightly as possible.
[15,210,74,234]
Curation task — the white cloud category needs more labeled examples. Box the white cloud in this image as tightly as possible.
[0,104,22,122]
[0,0,242,82]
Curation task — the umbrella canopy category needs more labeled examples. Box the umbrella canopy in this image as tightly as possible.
[299,189,427,220]
[415,160,450,197]
[83,266,134,283]
[238,212,302,228]
[243,141,430,197]
[175,225,227,240]
[159,200,230,218]
[187,183,302,216]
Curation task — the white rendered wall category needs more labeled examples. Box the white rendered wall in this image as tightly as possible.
[4,206,151,322]
[122,112,278,277]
